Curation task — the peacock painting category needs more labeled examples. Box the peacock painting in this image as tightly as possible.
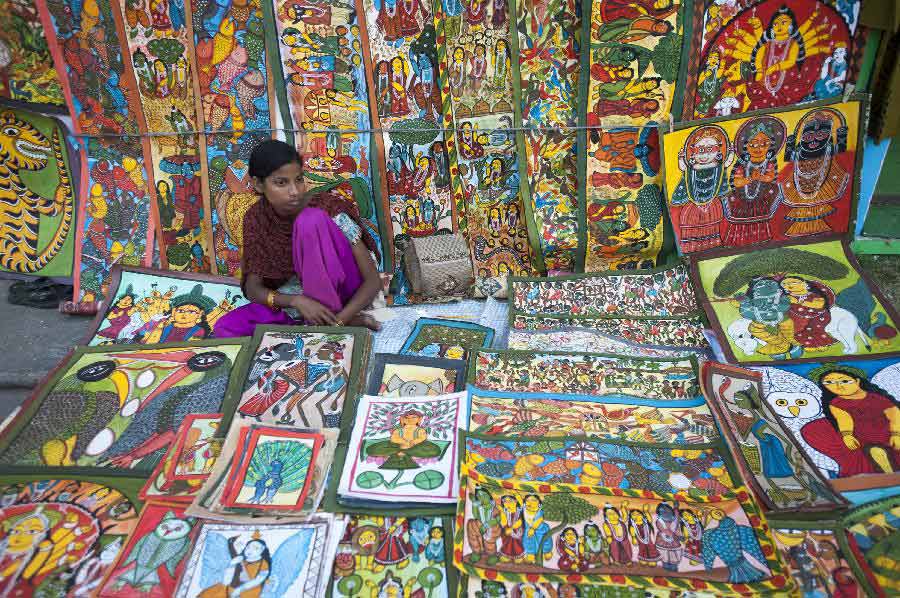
[232,439,316,508]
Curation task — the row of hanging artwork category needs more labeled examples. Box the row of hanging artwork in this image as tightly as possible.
[7,0,871,301]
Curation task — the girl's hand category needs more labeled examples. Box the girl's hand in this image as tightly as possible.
[291,295,337,325]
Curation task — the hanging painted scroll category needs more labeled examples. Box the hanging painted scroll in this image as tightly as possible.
[358,0,454,298]
[117,0,213,273]
[509,0,579,273]
[38,0,156,303]
[0,0,64,108]
[577,0,683,272]
[432,0,536,283]
[677,0,865,120]
[265,0,384,271]
[191,0,277,277]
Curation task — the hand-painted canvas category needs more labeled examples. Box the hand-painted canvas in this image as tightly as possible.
[86,266,247,346]
[331,515,455,597]
[677,0,865,120]
[468,391,720,444]
[432,0,536,285]
[507,328,709,361]
[0,0,64,107]
[265,0,384,275]
[509,263,700,318]
[0,340,247,475]
[98,501,199,598]
[510,313,710,349]
[757,356,900,494]
[702,362,846,513]
[464,433,736,496]
[233,326,370,429]
[844,497,900,597]
[174,520,333,598]
[509,0,580,272]
[0,475,141,597]
[471,350,702,403]
[366,353,466,396]
[38,0,156,303]
[663,100,863,254]
[692,236,900,364]
[773,523,872,598]
[337,392,466,504]
[117,0,214,273]
[191,0,277,278]
[400,317,495,360]
[577,1,684,272]
[357,0,454,300]
[0,106,77,278]
[463,576,647,597]
[455,467,792,592]
[189,422,337,521]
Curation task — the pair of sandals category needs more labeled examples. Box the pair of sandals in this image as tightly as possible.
[7,277,73,309]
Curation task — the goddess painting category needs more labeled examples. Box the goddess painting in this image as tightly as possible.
[779,108,850,237]
[721,115,785,247]
[670,125,734,253]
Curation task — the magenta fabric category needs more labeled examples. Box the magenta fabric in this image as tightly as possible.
[213,207,363,338]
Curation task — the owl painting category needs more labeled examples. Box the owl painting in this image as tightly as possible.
[759,358,900,487]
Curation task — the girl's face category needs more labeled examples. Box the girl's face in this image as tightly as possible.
[821,372,862,396]
[254,161,307,218]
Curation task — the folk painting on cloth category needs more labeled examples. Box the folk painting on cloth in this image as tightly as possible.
[174,520,333,598]
[191,0,277,277]
[702,362,846,513]
[773,523,872,598]
[336,392,466,506]
[692,237,900,364]
[0,340,247,475]
[678,0,864,120]
[117,0,214,273]
[844,497,900,597]
[464,576,647,597]
[464,433,736,497]
[506,328,708,360]
[0,0,64,107]
[455,468,791,593]
[400,318,495,360]
[758,356,900,493]
[331,516,454,597]
[509,0,580,273]
[0,106,77,278]
[468,391,720,444]
[97,501,199,598]
[0,475,141,597]
[233,325,370,429]
[366,353,466,396]
[358,0,454,299]
[577,0,684,272]
[663,99,863,254]
[139,413,223,503]
[433,0,537,283]
[471,350,701,404]
[87,266,247,345]
[510,312,710,349]
[38,0,156,303]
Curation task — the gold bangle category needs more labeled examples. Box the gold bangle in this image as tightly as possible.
[335,318,344,327]
[266,291,277,311]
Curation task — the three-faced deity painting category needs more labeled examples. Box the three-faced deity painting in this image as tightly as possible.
[693,238,900,364]
[679,0,864,120]
[664,100,862,254]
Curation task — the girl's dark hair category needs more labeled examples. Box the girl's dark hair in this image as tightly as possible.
[249,140,303,181]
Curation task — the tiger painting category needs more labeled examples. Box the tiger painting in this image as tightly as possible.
[0,109,74,273]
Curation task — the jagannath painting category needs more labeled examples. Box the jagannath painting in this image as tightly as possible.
[693,237,900,363]
[0,341,246,474]
[678,0,864,120]
[663,100,862,254]
[0,476,140,597]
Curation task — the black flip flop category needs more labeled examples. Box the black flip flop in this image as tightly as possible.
[9,283,73,309]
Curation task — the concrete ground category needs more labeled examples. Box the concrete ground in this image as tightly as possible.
[1,255,899,422]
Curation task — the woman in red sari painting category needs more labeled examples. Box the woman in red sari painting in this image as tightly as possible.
[813,365,900,475]
[498,495,525,562]
[779,276,835,352]
[374,518,412,567]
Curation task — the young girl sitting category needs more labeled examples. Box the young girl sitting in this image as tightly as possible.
[213,140,383,337]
